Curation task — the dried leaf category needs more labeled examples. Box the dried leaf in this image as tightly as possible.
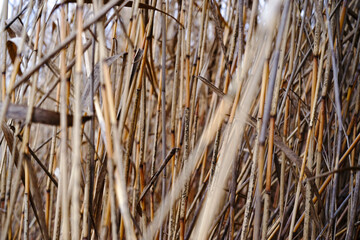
[6,40,22,75]
[6,40,17,64]
[196,75,225,98]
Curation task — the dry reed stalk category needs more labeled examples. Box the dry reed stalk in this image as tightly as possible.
[0,0,8,102]
[70,0,84,239]
[260,2,290,239]
[178,0,195,236]
[167,13,181,239]
[160,2,167,238]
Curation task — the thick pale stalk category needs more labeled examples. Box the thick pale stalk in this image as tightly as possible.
[71,1,84,239]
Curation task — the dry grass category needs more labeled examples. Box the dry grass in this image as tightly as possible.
[1,0,360,239]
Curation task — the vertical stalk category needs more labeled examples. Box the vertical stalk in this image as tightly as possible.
[160,2,167,238]
[59,5,70,239]
[0,0,7,101]
[71,0,84,238]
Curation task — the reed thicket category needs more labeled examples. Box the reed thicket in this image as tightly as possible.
[1,0,360,239]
